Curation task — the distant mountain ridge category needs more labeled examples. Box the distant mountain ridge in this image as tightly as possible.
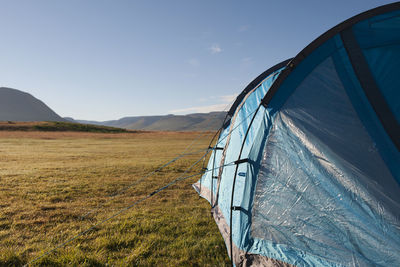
[0,87,65,122]
[0,87,226,131]
[67,112,226,131]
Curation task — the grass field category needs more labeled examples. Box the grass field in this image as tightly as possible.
[0,131,230,266]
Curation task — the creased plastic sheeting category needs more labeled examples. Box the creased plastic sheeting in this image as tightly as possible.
[251,57,400,266]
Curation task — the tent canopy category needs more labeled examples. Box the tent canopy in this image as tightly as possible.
[194,3,400,266]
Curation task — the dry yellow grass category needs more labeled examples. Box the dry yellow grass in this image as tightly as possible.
[0,131,229,266]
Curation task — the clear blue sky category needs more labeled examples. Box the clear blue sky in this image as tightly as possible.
[0,0,397,120]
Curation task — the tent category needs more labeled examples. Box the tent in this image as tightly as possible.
[193,2,400,266]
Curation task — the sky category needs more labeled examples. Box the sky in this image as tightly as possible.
[0,0,397,121]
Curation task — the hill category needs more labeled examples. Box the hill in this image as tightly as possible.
[68,112,226,131]
[0,87,66,122]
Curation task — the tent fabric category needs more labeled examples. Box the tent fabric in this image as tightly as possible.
[194,3,400,266]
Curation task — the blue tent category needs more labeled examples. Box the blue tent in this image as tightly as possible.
[194,3,400,266]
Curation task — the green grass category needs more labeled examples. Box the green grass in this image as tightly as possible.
[0,131,230,266]
[0,121,131,133]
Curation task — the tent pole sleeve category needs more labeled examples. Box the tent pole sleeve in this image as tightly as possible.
[229,104,262,265]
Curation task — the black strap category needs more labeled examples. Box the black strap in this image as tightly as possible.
[341,27,400,151]
[234,158,249,165]
[209,146,224,150]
